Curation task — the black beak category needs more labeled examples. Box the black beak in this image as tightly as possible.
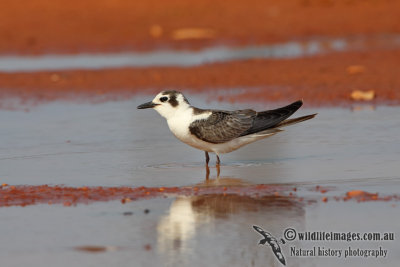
[137,101,159,109]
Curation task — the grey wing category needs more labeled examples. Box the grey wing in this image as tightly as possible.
[189,109,256,144]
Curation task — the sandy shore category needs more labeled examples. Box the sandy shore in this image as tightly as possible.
[1,0,400,54]
[1,184,395,207]
[1,49,399,106]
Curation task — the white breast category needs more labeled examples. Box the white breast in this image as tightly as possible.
[167,109,212,150]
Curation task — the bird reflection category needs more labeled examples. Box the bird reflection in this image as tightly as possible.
[205,164,220,180]
[157,178,305,266]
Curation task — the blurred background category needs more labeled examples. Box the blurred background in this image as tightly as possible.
[0,0,399,106]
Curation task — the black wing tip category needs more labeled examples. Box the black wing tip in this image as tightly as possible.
[292,99,303,107]
[282,100,303,113]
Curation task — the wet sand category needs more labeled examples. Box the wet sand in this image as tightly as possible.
[1,183,398,208]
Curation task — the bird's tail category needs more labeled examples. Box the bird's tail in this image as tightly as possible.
[245,128,283,138]
[276,113,317,128]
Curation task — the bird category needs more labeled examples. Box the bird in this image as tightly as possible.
[137,90,316,176]
[253,225,286,265]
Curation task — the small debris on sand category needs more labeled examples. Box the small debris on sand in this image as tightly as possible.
[350,90,375,101]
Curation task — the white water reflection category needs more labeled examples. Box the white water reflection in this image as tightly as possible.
[0,40,343,72]
[157,192,305,266]
[1,35,399,72]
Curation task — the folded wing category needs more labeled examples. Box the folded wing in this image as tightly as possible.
[189,100,305,144]
[189,109,256,144]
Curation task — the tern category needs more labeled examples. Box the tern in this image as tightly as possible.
[137,90,316,176]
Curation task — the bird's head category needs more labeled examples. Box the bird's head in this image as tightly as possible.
[137,90,190,119]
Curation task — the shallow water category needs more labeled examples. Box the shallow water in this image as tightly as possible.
[1,95,399,187]
[1,94,399,266]
[0,196,398,267]
[1,34,399,72]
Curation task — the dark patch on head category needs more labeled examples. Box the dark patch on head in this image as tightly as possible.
[161,90,190,106]
[161,90,179,96]
[169,94,178,107]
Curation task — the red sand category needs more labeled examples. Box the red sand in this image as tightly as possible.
[1,0,400,54]
[0,184,398,207]
[1,49,400,107]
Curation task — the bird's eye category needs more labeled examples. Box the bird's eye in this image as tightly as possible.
[160,97,168,102]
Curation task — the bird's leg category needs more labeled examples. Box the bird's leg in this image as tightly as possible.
[216,154,221,178]
[205,151,210,166]
[205,151,210,180]
[205,164,210,180]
